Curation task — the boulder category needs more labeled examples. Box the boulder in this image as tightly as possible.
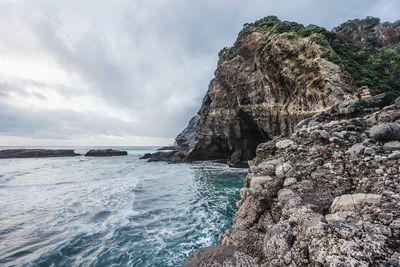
[84,149,128,157]
[250,176,273,188]
[275,163,294,178]
[369,123,400,141]
[348,143,366,157]
[388,151,400,160]
[310,130,330,141]
[275,139,294,149]
[383,141,400,151]
[330,193,382,213]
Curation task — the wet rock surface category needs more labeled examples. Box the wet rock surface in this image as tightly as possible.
[84,149,128,157]
[215,96,400,266]
[0,149,81,159]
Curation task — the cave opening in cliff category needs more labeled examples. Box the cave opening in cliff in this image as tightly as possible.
[237,110,269,161]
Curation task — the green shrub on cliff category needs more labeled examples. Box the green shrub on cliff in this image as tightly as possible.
[225,16,400,96]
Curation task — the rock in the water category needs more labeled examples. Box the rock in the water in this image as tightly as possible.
[84,149,128,157]
[0,149,81,159]
[370,123,400,141]
[182,246,255,267]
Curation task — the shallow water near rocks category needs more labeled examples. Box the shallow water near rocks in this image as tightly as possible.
[0,147,246,267]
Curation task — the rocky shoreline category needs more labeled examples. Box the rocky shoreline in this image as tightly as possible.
[183,95,400,266]
[142,15,400,265]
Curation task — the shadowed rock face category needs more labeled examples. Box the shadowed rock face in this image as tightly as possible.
[187,32,355,165]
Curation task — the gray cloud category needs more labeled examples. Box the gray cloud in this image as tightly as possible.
[0,0,399,144]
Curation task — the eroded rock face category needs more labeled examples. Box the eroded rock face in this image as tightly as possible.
[187,32,355,165]
[218,96,400,266]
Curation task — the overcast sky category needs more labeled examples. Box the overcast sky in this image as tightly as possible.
[0,0,398,146]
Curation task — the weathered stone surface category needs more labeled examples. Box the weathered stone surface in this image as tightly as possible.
[0,149,81,159]
[275,140,294,149]
[370,123,400,141]
[184,32,355,164]
[330,193,382,213]
[275,162,294,178]
[219,98,400,266]
[388,151,400,160]
[383,141,400,151]
[182,246,255,267]
[84,149,128,157]
[249,176,272,188]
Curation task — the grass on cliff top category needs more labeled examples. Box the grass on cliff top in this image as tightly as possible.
[222,16,400,96]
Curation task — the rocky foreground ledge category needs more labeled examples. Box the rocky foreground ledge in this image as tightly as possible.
[185,95,400,266]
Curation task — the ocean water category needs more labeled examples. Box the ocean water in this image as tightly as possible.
[0,147,246,267]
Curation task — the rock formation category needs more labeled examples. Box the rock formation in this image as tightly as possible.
[84,149,128,157]
[178,16,400,266]
[143,17,399,168]
[186,32,355,166]
[0,149,81,158]
[216,93,400,266]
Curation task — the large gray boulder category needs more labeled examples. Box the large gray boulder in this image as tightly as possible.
[369,123,400,141]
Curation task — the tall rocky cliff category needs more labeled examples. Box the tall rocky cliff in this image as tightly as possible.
[187,32,355,166]
[176,16,399,166]
[177,16,400,266]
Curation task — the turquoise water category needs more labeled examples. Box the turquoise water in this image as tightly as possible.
[0,147,246,266]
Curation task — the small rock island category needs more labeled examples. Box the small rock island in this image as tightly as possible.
[84,149,128,157]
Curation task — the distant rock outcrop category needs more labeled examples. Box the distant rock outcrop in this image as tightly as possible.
[84,149,128,157]
[0,149,81,159]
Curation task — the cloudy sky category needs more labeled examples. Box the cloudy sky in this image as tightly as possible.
[0,0,398,146]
